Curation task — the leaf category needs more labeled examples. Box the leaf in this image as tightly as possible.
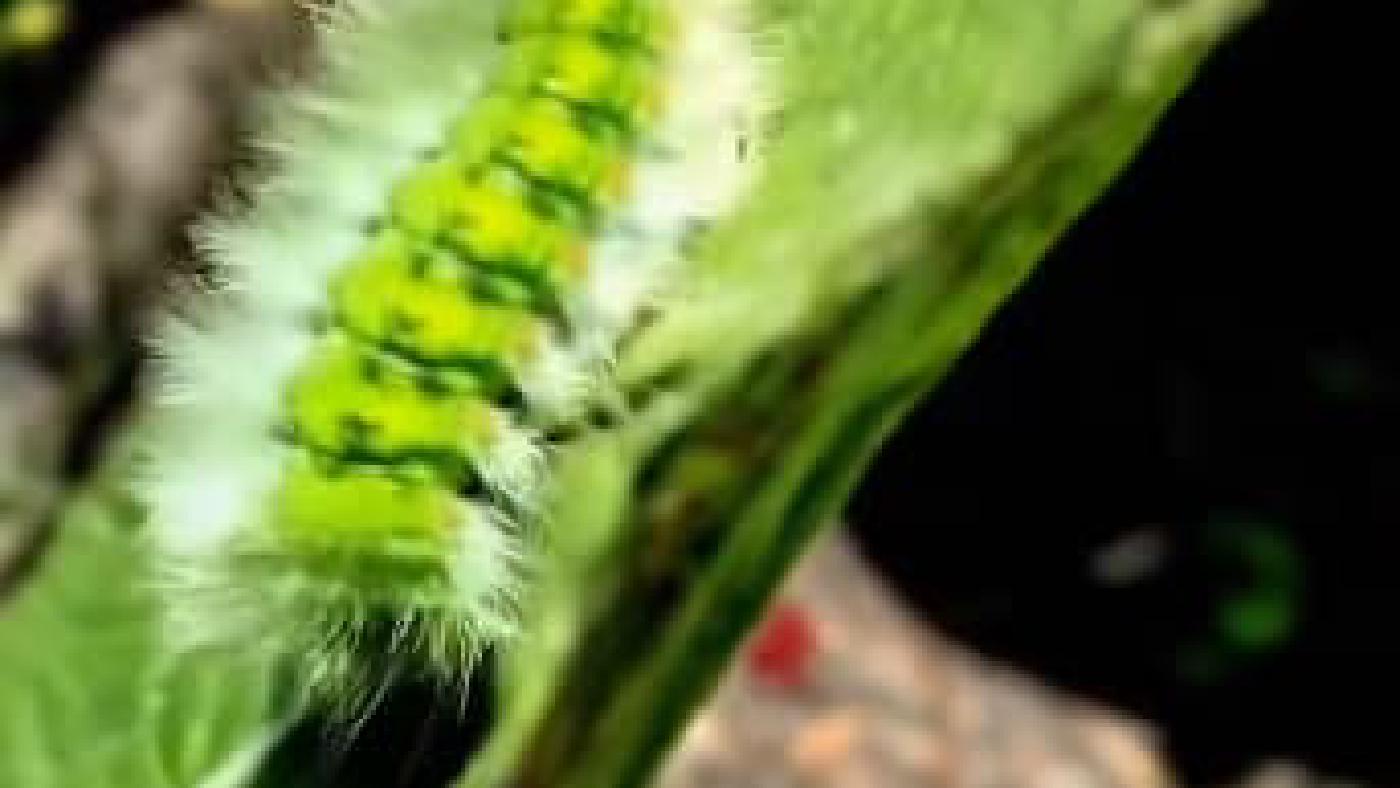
[0,493,293,788]
[465,0,1259,786]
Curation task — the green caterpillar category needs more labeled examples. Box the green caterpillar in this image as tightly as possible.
[140,0,763,696]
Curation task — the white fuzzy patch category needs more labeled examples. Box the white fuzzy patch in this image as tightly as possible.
[139,0,767,695]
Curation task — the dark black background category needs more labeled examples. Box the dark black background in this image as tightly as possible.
[852,0,1394,782]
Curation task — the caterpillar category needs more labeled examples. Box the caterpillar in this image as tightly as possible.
[139,0,764,697]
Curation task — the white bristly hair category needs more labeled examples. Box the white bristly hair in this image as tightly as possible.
[137,0,768,696]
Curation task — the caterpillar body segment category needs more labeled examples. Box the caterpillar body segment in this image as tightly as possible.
[140,0,764,693]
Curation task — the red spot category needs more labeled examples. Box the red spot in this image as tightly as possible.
[747,601,820,690]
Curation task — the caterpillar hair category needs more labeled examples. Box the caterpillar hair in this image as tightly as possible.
[137,0,766,701]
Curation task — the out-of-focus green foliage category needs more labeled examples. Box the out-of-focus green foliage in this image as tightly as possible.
[1,0,65,54]
[0,489,289,788]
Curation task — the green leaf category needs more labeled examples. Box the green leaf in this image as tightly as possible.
[0,493,293,788]
[466,0,1259,786]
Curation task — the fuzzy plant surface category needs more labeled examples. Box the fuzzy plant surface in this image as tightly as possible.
[0,0,1257,785]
